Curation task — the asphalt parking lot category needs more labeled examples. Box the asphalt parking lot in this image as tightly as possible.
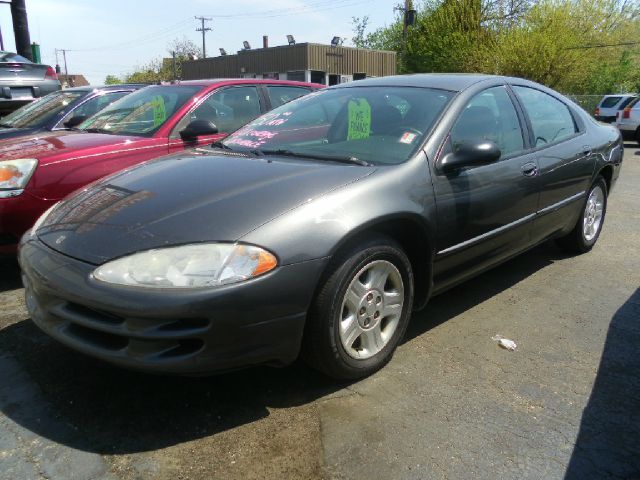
[1,146,639,480]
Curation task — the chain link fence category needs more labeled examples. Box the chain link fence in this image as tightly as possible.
[565,95,602,116]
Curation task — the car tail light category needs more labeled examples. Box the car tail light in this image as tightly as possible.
[595,107,600,116]
[623,107,631,119]
[45,66,58,81]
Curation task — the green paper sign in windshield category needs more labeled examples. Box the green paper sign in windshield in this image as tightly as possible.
[151,95,167,127]
[347,98,371,140]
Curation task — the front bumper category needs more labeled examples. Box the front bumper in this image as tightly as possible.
[0,192,55,255]
[19,237,328,375]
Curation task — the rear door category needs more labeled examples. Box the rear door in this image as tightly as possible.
[168,85,263,153]
[510,85,596,243]
[432,85,540,290]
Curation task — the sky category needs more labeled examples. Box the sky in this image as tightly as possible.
[0,0,399,85]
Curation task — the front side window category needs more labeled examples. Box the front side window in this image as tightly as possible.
[222,86,453,166]
[450,86,524,159]
[0,90,86,128]
[172,86,261,137]
[513,86,577,147]
[79,85,201,137]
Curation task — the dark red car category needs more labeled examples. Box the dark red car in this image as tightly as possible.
[0,79,322,254]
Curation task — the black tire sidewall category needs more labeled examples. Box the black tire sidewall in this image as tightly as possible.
[313,239,414,378]
[579,177,608,249]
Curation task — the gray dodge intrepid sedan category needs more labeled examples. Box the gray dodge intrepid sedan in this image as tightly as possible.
[20,74,623,379]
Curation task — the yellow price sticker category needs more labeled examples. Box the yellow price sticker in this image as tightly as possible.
[347,98,371,140]
[150,95,167,127]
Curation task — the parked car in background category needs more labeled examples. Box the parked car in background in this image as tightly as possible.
[594,94,636,123]
[0,79,322,254]
[0,51,60,114]
[19,74,623,379]
[0,84,145,140]
[615,97,640,144]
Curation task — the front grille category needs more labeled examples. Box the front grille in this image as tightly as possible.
[42,299,209,360]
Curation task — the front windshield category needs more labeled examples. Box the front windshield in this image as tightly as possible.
[223,86,454,165]
[0,90,86,128]
[79,85,201,137]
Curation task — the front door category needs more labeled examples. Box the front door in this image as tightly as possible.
[431,85,540,291]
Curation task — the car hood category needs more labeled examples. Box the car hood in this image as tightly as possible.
[37,150,375,264]
[0,130,145,163]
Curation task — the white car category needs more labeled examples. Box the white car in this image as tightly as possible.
[595,94,636,123]
[615,97,640,144]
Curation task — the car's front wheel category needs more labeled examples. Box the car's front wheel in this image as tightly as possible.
[557,176,608,253]
[302,237,414,379]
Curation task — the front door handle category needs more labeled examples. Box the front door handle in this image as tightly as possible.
[521,162,538,177]
[582,145,592,156]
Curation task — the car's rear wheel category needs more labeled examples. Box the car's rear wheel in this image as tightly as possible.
[556,176,607,253]
[302,237,414,379]
[636,127,640,147]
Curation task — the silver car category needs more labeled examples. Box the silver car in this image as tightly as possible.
[0,51,61,113]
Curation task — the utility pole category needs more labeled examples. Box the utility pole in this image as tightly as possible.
[395,0,416,72]
[10,0,32,60]
[172,50,177,81]
[195,16,212,58]
[55,48,71,86]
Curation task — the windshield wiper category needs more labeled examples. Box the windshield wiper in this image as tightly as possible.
[211,140,233,151]
[82,127,110,134]
[0,122,13,128]
[258,149,372,166]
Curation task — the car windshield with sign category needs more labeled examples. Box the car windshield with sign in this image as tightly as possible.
[78,85,201,136]
[222,86,454,165]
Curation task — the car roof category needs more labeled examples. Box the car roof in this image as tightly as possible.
[333,73,510,92]
[170,78,323,88]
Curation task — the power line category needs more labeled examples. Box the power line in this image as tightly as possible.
[195,16,212,58]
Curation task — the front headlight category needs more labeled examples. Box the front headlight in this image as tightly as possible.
[0,158,38,197]
[93,243,278,288]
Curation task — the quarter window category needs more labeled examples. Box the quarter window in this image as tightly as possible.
[450,86,524,158]
[267,86,311,108]
[512,86,577,147]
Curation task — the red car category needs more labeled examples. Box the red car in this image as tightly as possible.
[0,79,322,254]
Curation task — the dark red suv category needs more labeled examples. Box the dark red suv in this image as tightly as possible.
[0,79,322,254]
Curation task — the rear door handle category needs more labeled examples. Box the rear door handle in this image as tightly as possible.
[521,162,538,177]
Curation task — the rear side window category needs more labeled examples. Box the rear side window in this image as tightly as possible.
[513,86,577,147]
[618,96,637,110]
[267,86,311,108]
[600,96,622,108]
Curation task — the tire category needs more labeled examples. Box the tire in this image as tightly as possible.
[302,236,414,380]
[636,128,640,147]
[556,176,608,254]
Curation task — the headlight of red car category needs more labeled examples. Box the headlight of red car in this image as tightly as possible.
[0,159,38,197]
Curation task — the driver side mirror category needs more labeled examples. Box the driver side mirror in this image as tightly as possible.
[439,140,501,173]
[180,119,219,141]
[63,115,88,129]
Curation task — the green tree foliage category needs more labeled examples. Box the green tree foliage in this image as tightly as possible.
[356,0,640,94]
[103,74,122,85]
[120,36,203,84]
